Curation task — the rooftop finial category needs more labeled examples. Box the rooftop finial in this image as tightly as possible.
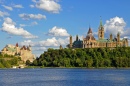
[89,23,91,28]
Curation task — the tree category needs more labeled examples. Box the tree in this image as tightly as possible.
[26,60,31,66]
[0,62,4,68]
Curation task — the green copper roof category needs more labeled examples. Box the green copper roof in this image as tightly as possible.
[98,17,104,30]
[100,19,103,27]
[73,40,83,45]
[97,39,113,43]
[7,47,16,52]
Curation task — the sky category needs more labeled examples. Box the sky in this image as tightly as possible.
[0,0,130,57]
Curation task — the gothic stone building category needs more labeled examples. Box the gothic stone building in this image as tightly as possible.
[68,20,128,48]
[1,43,35,62]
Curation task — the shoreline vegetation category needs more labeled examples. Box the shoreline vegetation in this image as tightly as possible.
[30,47,130,68]
[1,47,130,69]
[25,66,130,69]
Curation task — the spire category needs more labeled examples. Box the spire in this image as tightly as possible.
[87,27,92,34]
[99,17,103,26]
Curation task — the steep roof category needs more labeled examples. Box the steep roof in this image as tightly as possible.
[85,27,95,40]
[87,27,92,34]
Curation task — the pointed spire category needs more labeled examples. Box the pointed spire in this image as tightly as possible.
[87,27,92,34]
[100,16,103,27]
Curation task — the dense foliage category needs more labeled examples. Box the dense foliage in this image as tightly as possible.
[32,47,130,68]
[0,53,21,68]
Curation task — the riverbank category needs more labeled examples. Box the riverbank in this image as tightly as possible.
[24,66,130,69]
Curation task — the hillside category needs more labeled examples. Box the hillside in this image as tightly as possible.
[0,53,21,68]
[32,47,130,68]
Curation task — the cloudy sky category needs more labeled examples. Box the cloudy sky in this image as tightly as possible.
[0,0,130,57]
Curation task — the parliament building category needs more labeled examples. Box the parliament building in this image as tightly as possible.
[67,20,128,48]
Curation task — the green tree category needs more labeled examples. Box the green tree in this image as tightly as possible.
[26,60,31,66]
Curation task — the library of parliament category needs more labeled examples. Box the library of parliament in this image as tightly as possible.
[67,20,128,49]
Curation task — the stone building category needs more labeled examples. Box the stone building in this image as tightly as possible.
[68,20,128,48]
[67,35,83,48]
[1,43,35,62]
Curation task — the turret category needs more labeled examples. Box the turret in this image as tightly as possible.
[16,43,18,47]
[70,35,72,48]
[59,45,63,49]
[76,35,78,41]
[110,33,113,41]
[117,32,120,42]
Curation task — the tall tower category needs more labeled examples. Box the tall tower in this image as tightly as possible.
[110,33,113,41]
[117,32,120,42]
[70,35,72,48]
[98,18,104,40]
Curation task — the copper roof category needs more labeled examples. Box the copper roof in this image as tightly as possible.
[85,27,95,40]
[87,27,92,34]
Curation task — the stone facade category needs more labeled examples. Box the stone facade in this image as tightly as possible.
[68,20,128,48]
[1,43,35,62]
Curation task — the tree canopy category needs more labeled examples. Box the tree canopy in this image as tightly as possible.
[32,47,130,68]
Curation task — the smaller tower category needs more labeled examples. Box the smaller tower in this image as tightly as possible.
[70,35,72,48]
[16,43,18,47]
[117,32,120,42]
[110,33,113,41]
[15,43,20,55]
[76,35,78,41]
[29,45,32,51]
[59,45,63,49]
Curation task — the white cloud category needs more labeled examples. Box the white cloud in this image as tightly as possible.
[1,17,38,38]
[104,16,127,36]
[20,40,36,46]
[33,47,47,51]
[30,5,35,8]
[0,10,9,17]
[20,37,69,48]
[39,37,59,47]
[19,13,46,20]
[2,5,13,11]
[33,0,61,13]
[13,4,23,8]
[32,0,37,2]
[41,37,69,47]
[19,24,27,27]
[31,21,38,25]
[20,37,69,56]
[48,26,69,36]
[19,21,38,27]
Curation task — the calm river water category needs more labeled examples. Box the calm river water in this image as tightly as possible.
[0,68,130,86]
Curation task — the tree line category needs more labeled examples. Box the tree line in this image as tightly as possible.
[31,47,130,68]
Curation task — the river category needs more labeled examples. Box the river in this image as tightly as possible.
[0,68,130,86]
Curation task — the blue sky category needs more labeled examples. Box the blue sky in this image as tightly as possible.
[0,0,130,56]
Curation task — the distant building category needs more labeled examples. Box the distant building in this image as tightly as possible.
[67,35,83,48]
[67,20,128,48]
[59,45,63,49]
[1,43,35,62]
